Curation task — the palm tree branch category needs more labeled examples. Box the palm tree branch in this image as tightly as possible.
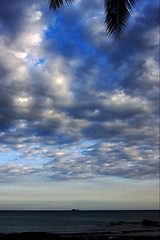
[105,0,135,38]
[49,0,73,10]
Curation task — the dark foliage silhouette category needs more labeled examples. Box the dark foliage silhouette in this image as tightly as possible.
[49,0,136,38]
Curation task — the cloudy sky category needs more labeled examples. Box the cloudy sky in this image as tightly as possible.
[0,0,159,210]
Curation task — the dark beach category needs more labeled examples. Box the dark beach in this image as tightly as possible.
[0,232,160,240]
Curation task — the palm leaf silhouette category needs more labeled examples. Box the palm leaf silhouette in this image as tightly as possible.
[49,0,74,10]
[105,0,135,38]
[49,0,135,38]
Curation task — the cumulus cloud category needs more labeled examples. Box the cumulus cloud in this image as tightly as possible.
[0,0,159,182]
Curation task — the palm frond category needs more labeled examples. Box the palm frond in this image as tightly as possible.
[105,0,135,38]
[49,0,73,10]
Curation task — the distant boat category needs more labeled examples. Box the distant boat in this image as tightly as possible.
[72,209,79,212]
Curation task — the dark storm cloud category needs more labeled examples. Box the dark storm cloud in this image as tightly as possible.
[0,0,159,181]
[0,0,45,39]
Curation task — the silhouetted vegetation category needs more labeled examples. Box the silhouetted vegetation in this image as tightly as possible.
[49,0,136,38]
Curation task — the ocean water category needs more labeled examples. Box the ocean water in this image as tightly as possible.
[0,210,159,235]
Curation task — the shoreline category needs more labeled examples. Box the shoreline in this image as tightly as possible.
[0,232,160,240]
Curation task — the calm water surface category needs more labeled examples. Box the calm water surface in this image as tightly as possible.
[0,210,159,234]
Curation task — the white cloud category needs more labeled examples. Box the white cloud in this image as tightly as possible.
[0,0,159,185]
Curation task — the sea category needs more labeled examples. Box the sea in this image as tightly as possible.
[0,210,159,236]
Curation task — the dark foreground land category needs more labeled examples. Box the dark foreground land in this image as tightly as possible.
[0,232,160,240]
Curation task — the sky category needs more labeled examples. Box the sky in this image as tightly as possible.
[0,0,159,210]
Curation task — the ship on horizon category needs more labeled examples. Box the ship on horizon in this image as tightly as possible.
[72,209,79,212]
